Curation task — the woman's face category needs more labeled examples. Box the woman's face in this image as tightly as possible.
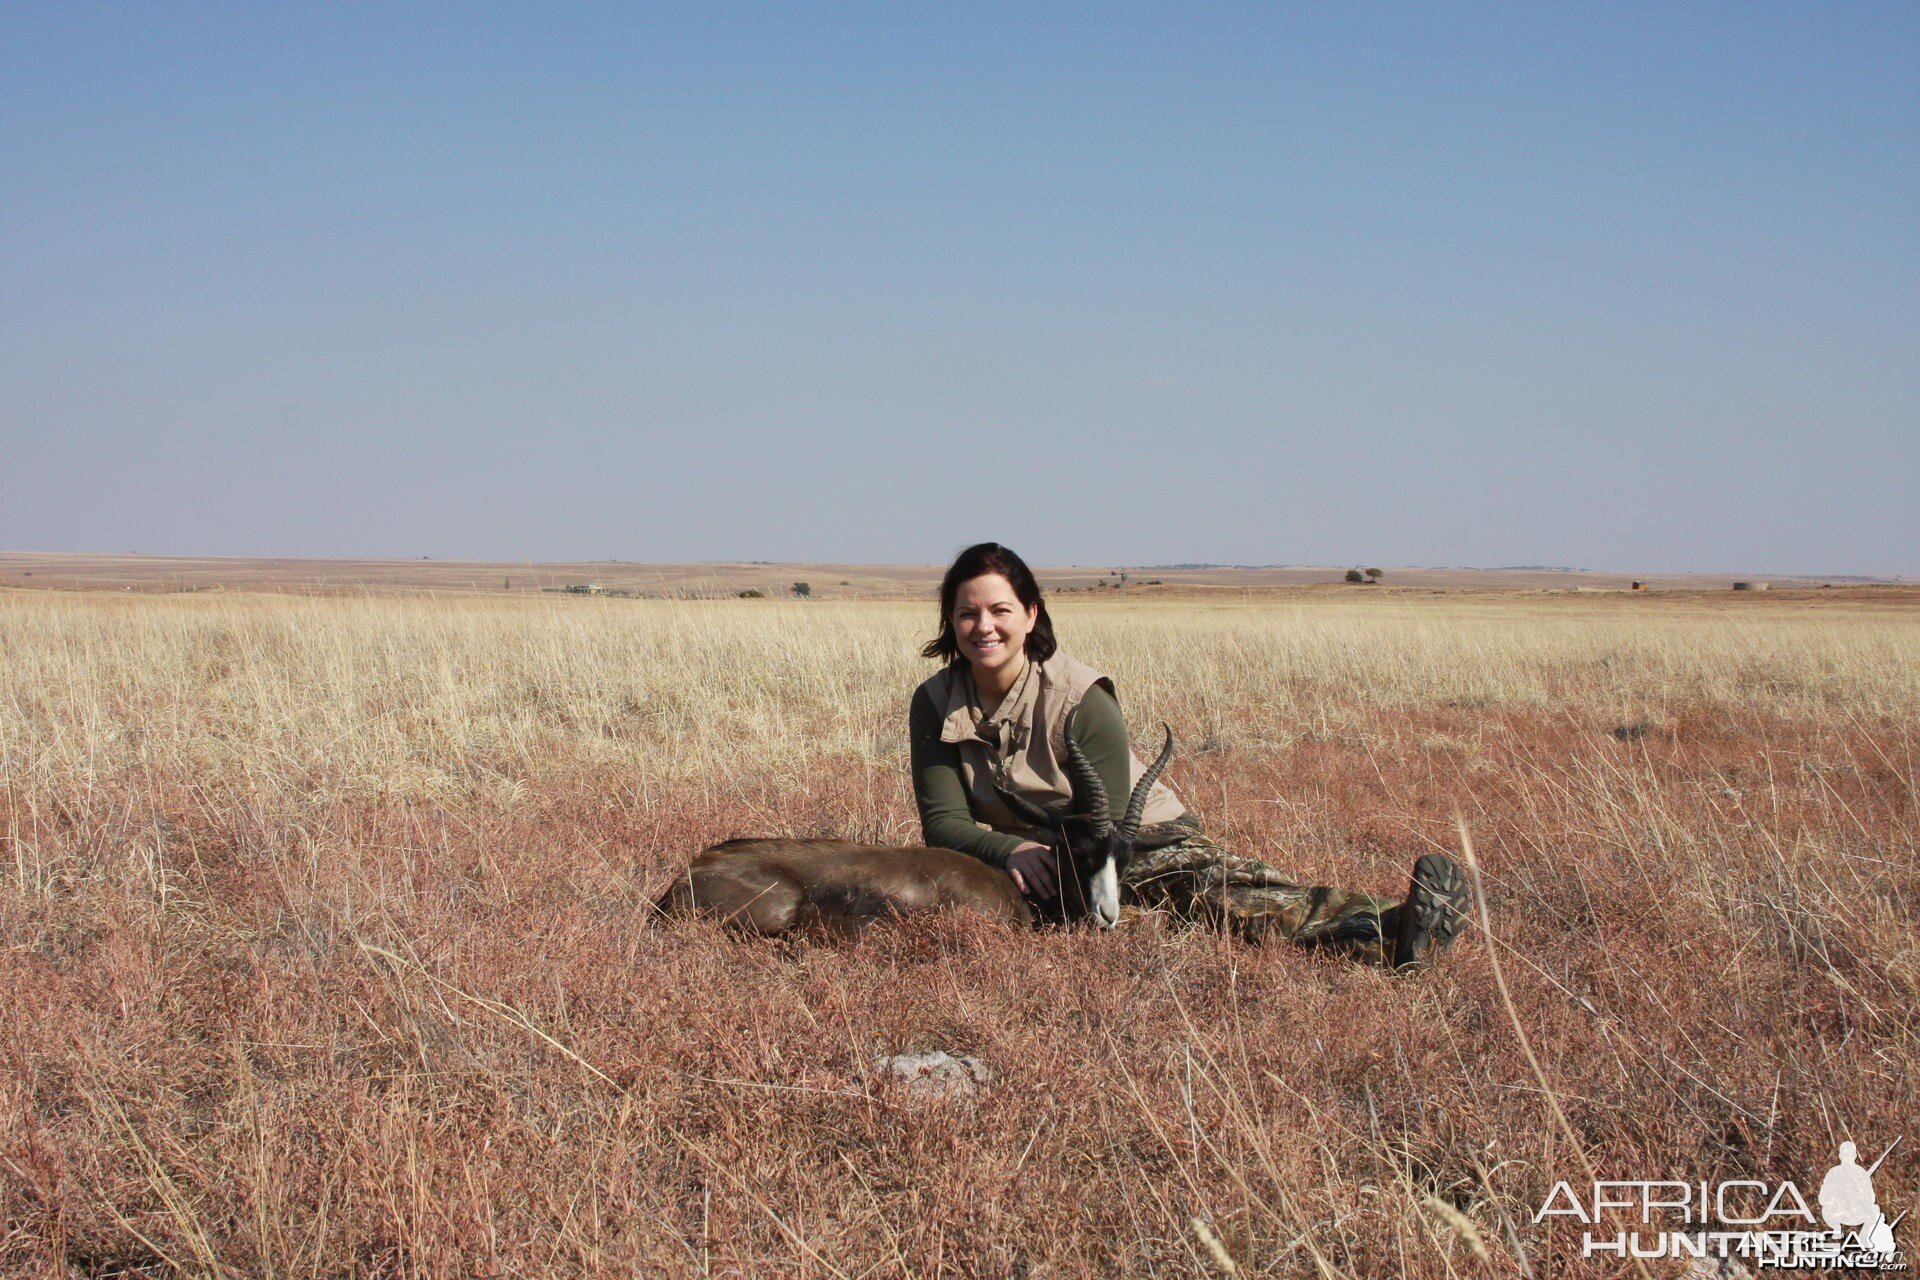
[951,573,1038,679]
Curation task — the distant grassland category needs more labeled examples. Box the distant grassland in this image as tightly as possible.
[6,590,1915,800]
[2,588,1916,1277]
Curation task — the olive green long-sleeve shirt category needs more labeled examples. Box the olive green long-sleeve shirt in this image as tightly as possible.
[910,681,1133,867]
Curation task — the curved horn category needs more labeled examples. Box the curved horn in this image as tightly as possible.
[1059,707,1113,839]
[1118,724,1175,843]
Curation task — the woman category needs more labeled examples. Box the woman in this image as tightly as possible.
[909,542,1469,968]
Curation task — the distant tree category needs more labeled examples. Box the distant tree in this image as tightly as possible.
[791,582,812,598]
[1344,568,1365,583]
[738,589,764,598]
[1365,567,1384,582]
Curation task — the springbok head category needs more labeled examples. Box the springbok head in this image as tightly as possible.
[993,708,1176,929]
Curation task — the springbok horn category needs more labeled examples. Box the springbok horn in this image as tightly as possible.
[1059,708,1113,839]
[1118,725,1175,843]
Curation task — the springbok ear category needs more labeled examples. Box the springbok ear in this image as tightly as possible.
[993,784,1067,830]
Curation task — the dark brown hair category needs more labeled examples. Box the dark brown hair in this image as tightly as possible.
[921,543,1059,665]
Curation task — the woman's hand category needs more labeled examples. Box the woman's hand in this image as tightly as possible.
[1005,842,1058,900]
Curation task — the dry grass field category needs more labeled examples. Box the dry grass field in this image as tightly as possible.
[2,585,1916,1277]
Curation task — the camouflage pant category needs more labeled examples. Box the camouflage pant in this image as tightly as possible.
[1122,828,1403,964]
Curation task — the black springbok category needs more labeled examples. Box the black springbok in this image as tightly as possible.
[658,712,1176,934]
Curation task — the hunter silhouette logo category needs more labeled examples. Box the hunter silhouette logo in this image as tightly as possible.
[1821,1141,1902,1260]
[1534,1137,1907,1268]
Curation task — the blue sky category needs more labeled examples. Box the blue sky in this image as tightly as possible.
[3,2,1914,573]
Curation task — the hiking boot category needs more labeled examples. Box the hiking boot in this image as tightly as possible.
[1392,853,1471,970]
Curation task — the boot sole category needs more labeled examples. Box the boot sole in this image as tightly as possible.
[1394,853,1471,969]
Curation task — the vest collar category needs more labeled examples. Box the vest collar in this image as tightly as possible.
[935,655,1042,749]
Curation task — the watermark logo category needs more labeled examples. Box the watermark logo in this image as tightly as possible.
[1534,1139,1906,1269]
[1820,1142,1902,1265]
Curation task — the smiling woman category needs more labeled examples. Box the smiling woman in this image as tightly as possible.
[909,542,1472,967]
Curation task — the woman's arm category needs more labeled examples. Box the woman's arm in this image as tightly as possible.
[910,685,1026,868]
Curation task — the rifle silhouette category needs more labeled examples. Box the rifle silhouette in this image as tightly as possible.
[1865,1136,1902,1179]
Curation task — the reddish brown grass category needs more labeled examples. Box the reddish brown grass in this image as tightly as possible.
[2,592,1915,1277]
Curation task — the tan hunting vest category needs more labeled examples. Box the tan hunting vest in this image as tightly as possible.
[917,651,1186,843]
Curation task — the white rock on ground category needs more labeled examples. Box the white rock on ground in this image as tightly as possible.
[868,1051,991,1099]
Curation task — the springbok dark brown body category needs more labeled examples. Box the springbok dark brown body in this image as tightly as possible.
[658,838,1033,934]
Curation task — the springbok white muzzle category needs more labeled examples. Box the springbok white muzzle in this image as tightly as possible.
[1089,855,1120,928]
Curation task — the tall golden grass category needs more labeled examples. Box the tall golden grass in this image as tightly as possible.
[2,589,1915,1276]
